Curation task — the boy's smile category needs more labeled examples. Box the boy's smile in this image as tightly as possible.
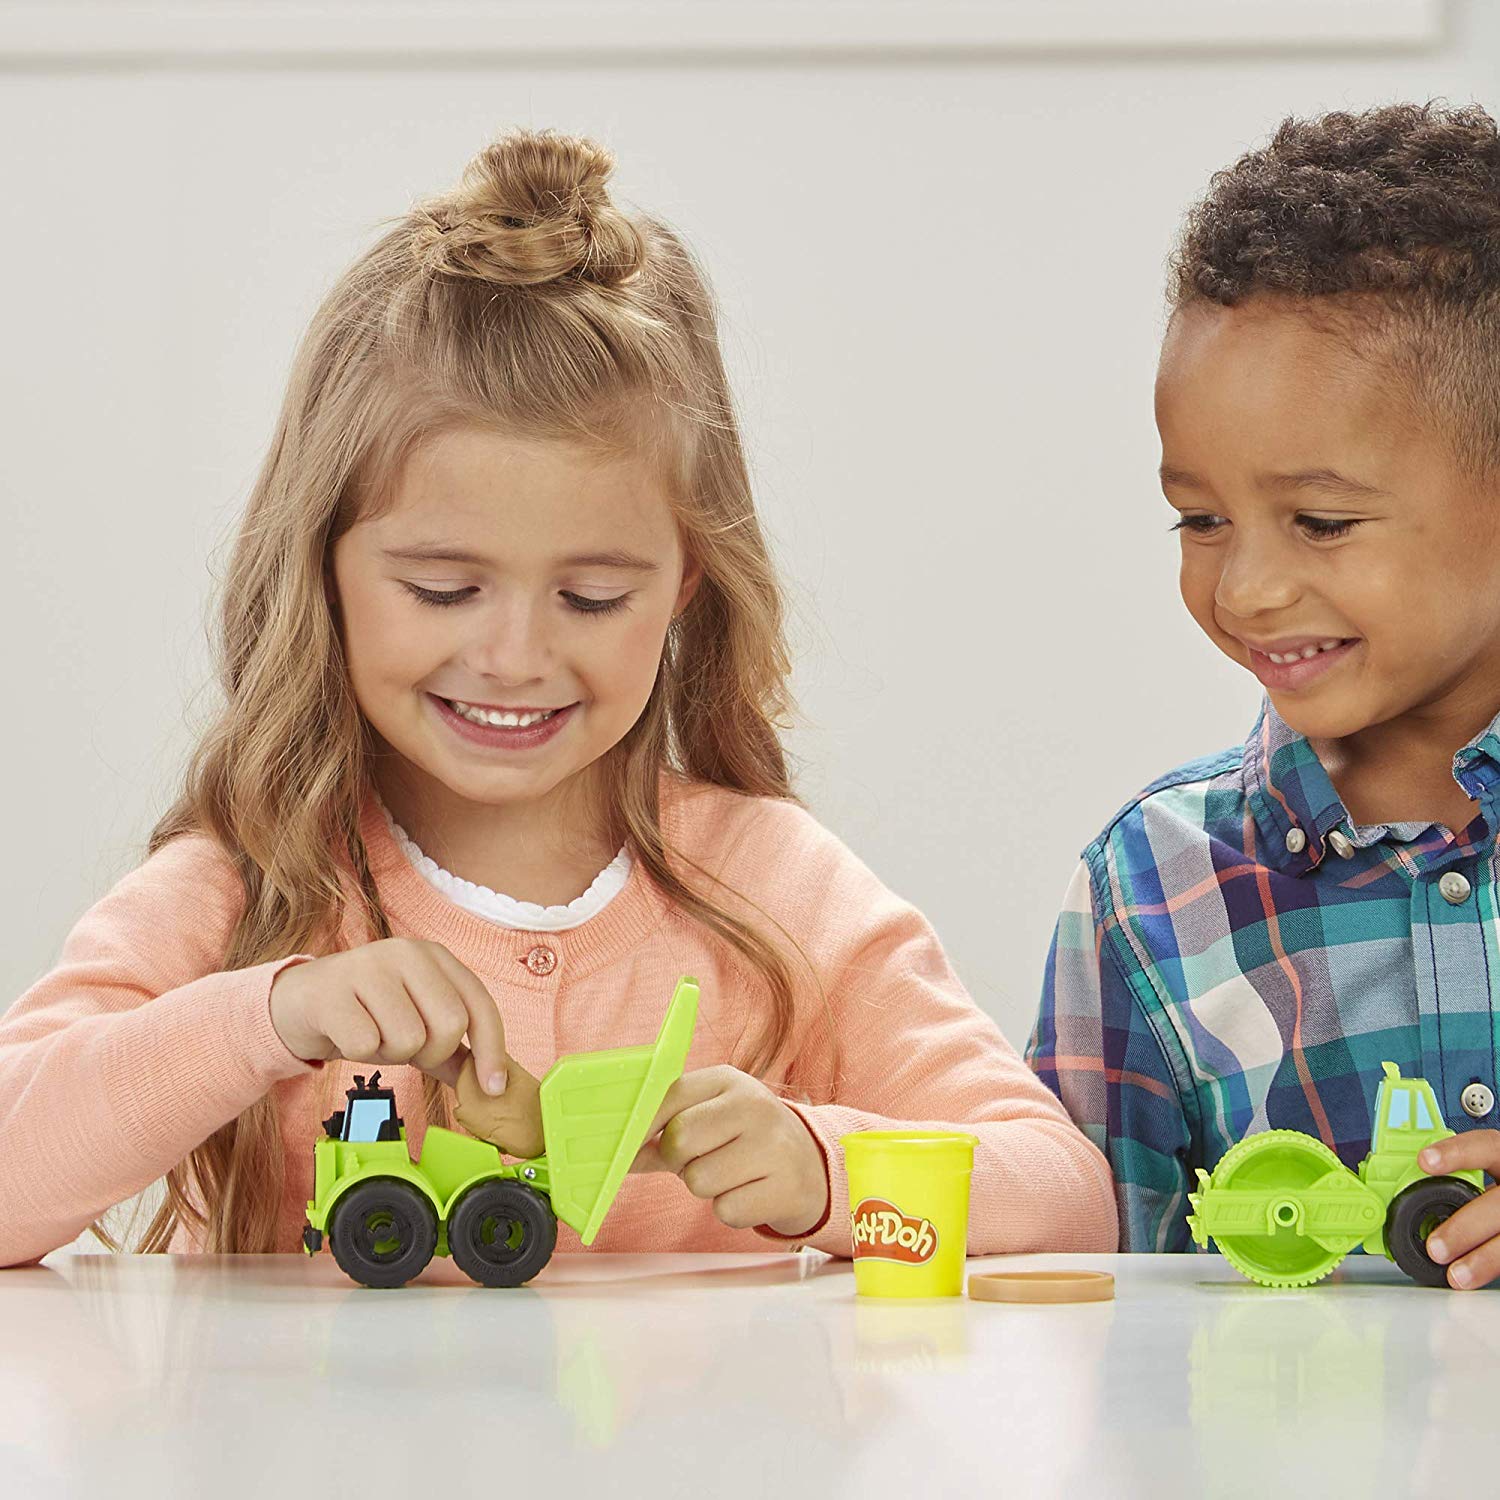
[1155,297,1500,822]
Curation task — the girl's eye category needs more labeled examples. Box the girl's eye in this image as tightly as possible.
[1297,515,1362,540]
[403,583,475,608]
[401,582,631,615]
[561,591,630,616]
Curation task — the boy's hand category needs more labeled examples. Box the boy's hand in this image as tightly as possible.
[1418,1133,1500,1288]
[629,1065,829,1237]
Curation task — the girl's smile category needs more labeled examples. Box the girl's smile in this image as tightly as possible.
[428,692,579,752]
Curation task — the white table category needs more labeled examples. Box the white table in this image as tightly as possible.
[1,1249,1494,1499]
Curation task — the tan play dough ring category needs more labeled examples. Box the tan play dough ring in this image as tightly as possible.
[967,1270,1115,1304]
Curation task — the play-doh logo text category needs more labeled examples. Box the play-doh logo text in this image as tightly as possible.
[851,1198,938,1264]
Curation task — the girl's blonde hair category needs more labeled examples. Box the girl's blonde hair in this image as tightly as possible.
[110,128,816,1255]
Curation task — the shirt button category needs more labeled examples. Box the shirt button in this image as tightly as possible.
[1326,830,1355,859]
[521,944,558,977]
[1462,1082,1495,1119]
[1439,871,1472,905]
[1284,827,1307,854]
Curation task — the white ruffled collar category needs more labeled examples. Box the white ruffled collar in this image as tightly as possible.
[377,796,632,933]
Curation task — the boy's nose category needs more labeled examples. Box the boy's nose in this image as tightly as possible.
[1213,539,1300,618]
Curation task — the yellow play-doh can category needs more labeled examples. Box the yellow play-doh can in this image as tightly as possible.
[841,1130,979,1297]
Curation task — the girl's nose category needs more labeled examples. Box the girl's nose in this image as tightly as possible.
[463,602,554,684]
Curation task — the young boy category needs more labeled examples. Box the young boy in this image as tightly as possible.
[1028,102,1500,1288]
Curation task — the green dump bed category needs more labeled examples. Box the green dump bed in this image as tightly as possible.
[539,976,699,1244]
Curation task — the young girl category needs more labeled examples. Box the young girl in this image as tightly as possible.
[0,128,1116,1267]
[1028,102,1500,1288]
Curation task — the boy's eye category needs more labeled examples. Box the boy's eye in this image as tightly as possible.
[1168,514,1225,535]
[1167,514,1364,540]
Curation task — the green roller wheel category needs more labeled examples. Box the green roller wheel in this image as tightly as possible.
[1202,1130,1353,1288]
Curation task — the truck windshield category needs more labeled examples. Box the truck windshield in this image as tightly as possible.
[345,1098,394,1142]
[1386,1091,1411,1129]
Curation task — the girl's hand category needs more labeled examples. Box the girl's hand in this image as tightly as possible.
[1418,1132,1500,1288]
[629,1065,829,1237]
[269,938,509,1094]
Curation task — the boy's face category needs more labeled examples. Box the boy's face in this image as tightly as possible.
[331,424,699,818]
[1156,299,1500,744]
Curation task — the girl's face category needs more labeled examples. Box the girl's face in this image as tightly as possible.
[331,424,699,820]
[1155,299,1500,744]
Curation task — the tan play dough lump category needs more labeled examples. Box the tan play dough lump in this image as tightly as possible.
[453,1053,545,1159]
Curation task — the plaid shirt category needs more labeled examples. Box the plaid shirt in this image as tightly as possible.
[1026,693,1500,1251]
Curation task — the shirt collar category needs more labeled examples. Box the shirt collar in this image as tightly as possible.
[1243,694,1500,875]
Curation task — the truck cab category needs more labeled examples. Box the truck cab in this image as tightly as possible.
[321,1072,404,1144]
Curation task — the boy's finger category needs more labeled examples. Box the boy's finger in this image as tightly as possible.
[1420,1130,1500,1176]
[1443,1225,1500,1291]
[1425,1184,1500,1264]
[425,946,508,1094]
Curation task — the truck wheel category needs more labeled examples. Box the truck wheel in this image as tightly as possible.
[328,1178,438,1289]
[448,1179,558,1287]
[1386,1177,1480,1287]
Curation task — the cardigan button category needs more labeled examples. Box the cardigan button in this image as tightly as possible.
[522,944,558,977]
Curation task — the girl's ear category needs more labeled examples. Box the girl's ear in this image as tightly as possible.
[674,555,703,618]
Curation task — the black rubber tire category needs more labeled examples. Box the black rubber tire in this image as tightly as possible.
[447,1179,558,1288]
[1385,1176,1481,1287]
[328,1178,438,1289]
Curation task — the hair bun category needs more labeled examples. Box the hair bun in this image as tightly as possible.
[409,128,646,288]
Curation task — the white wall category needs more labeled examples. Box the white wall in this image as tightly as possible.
[4,0,1495,1059]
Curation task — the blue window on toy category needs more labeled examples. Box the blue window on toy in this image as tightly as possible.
[1386,1091,1411,1130]
[1414,1094,1435,1130]
[345,1098,394,1143]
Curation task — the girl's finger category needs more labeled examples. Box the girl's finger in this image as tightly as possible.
[639,1067,734,1144]
[423,945,509,1094]
[406,990,470,1075]
[321,991,382,1062]
[424,1042,471,1091]
[629,1140,671,1175]
[653,1097,742,1174]
[680,1136,766,1202]
[1420,1130,1500,1176]
[357,977,428,1063]
[1426,1184,1500,1264]
[711,1179,780,1233]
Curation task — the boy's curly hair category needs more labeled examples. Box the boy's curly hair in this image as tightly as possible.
[1170,101,1500,474]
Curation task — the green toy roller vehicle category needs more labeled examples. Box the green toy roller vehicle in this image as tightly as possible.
[302,975,699,1289]
[1187,1062,1486,1288]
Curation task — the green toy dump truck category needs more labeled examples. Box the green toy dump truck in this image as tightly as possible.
[302,976,699,1288]
[1187,1062,1486,1288]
